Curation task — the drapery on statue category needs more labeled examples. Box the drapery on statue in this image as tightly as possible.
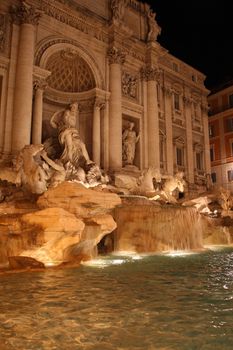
[122,122,140,166]
[50,102,91,169]
[147,9,161,42]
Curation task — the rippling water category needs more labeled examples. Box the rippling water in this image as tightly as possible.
[1,247,233,350]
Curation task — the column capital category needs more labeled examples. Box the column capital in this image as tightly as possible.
[10,1,42,25]
[141,66,161,82]
[33,78,47,91]
[183,96,192,106]
[107,46,125,65]
[162,85,172,97]
[94,97,105,110]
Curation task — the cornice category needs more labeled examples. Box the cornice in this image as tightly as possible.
[39,0,108,43]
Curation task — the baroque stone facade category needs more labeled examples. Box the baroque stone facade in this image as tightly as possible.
[208,81,233,191]
[0,0,210,187]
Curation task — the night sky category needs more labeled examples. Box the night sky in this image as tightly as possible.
[142,0,233,90]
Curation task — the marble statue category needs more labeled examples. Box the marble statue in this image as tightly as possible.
[147,9,161,42]
[161,172,186,203]
[137,167,161,193]
[122,122,140,166]
[15,144,64,194]
[50,102,91,168]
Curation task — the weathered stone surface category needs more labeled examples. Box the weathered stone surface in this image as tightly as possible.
[19,207,85,265]
[37,181,121,218]
[64,214,117,262]
[8,256,45,270]
[202,216,233,245]
[0,167,17,184]
[114,173,138,190]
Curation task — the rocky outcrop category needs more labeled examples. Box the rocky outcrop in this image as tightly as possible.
[19,207,85,266]
[37,182,121,218]
[8,256,45,270]
[0,182,120,270]
[63,214,117,262]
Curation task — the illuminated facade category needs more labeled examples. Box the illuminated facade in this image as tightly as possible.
[0,0,210,189]
[208,81,233,191]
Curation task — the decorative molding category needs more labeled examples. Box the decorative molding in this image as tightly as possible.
[79,99,95,112]
[173,135,186,147]
[107,46,125,65]
[141,66,161,82]
[194,142,203,152]
[122,71,137,99]
[10,2,42,25]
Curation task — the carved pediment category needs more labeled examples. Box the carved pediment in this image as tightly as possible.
[173,136,185,146]
[194,142,203,152]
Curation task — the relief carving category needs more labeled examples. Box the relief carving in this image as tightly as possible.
[122,72,137,98]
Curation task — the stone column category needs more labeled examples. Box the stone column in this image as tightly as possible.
[103,98,110,170]
[184,96,194,183]
[164,86,173,175]
[142,67,160,169]
[202,105,211,174]
[32,79,47,145]
[92,98,104,166]
[142,78,148,168]
[10,3,41,153]
[108,47,125,170]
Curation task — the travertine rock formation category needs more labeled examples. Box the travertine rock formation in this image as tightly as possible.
[37,181,121,218]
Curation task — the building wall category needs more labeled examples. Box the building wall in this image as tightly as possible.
[0,0,210,189]
[208,84,233,191]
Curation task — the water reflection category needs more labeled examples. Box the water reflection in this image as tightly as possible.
[0,248,233,349]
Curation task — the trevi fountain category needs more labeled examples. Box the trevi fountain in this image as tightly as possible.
[0,101,233,350]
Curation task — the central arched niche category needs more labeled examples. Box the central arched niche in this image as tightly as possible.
[46,49,96,92]
[42,46,99,159]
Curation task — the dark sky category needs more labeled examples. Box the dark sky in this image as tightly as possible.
[142,0,233,89]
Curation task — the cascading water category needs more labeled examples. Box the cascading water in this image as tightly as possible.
[114,200,204,253]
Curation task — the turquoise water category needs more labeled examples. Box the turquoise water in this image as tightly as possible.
[0,247,233,350]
